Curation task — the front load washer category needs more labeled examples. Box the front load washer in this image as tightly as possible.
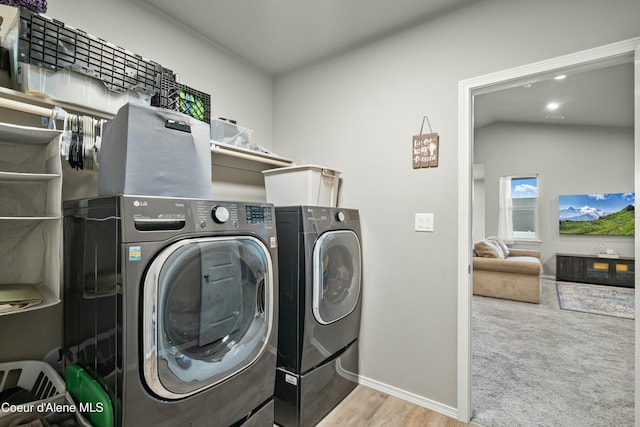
[63,195,278,427]
[273,206,362,427]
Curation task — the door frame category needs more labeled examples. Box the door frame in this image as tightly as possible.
[456,36,640,422]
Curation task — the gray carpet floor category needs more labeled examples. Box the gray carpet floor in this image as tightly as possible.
[471,278,634,427]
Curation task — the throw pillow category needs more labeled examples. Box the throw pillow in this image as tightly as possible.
[488,236,510,257]
[474,239,503,258]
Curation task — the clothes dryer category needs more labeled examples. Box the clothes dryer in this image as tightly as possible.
[63,195,278,427]
[273,206,362,427]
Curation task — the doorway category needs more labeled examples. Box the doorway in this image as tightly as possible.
[456,37,640,423]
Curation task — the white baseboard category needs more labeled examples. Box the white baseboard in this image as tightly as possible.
[355,374,459,420]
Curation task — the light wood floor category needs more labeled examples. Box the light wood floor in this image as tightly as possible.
[315,385,477,427]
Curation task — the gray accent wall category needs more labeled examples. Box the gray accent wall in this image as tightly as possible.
[475,122,634,275]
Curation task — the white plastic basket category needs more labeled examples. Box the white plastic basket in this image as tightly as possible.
[19,63,152,115]
[0,360,65,410]
[210,117,254,149]
[262,164,340,207]
[0,393,92,427]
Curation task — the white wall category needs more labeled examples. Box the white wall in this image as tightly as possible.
[475,122,634,274]
[272,0,640,410]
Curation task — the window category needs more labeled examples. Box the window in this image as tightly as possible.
[511,177,538,239]
[497,175,539,242]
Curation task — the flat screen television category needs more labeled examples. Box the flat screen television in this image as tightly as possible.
[559,192,635,236]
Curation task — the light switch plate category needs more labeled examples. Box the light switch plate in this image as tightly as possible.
[415,213,434,232]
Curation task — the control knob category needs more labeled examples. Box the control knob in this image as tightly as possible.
[211,206,230,224]
[335,211,346,222]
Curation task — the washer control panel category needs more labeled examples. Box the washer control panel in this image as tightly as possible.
[245,205,273,224]
[193,200,274,230]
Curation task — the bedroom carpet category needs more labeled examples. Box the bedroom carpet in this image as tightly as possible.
[472,278,634,427]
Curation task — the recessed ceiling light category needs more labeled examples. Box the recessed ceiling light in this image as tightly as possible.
[523,83,533,88]
[554,74,567,80]
[546,102,560,110]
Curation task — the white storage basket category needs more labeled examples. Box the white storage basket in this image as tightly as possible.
[262,165,340,207]
[0,361,89,427]
[0,360,65,408]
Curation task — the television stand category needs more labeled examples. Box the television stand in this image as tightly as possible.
[556,253,635,288]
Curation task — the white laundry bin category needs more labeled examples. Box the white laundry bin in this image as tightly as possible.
[262,165,340,207]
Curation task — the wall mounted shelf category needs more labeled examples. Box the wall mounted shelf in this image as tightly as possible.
[211,141,292,168]
[0,171,60,181]
[0,87,293,169]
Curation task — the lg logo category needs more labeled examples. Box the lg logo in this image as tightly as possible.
[133,200,148,207]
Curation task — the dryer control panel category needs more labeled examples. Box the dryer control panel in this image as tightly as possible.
[302,206,360,231]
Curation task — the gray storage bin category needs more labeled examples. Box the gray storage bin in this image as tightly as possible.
[98,103,212,198]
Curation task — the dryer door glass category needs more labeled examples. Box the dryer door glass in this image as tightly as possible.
[312,230,361,325]
[142,236,273,399]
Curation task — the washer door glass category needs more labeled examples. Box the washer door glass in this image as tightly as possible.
[312,230,361,325]
[142,236,273,399]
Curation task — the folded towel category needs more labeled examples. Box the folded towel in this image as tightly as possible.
[0,283,43,313]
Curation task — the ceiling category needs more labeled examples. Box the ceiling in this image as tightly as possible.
[474,60,634,129]
[136,0,480,75]
[134,0,634,129]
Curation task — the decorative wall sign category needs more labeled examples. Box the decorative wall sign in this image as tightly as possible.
[412,115,439,169]
[412,135,422,169]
